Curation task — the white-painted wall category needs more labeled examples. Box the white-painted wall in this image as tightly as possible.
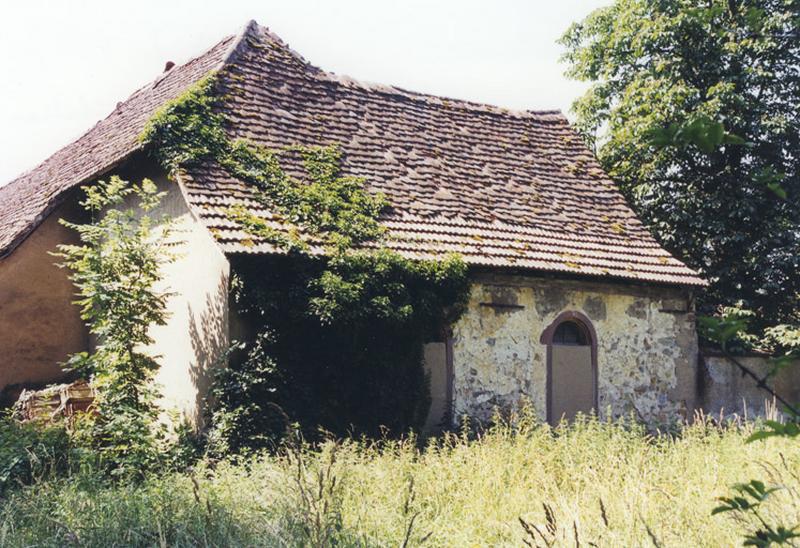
[140,173,230,427]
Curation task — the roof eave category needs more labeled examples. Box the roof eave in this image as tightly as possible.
[0,146,144,260]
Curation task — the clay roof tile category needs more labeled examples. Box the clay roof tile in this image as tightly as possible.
[0,20,705,287]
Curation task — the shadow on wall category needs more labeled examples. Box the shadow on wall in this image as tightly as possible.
[187,274,229,428]
[699,352,800,419]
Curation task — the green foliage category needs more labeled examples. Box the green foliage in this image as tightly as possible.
[209,250,467,447]
[713,479,780,515]
[0,415,74,496]
[700,306,800,360]
[223,141,388,252]
[698,307,754,351]
[747,421,800,442]
[561,0,800,330]
[309,248,468,326]
[140,74,228,172]
[764,325,800,354]
[713,480,800,546]
[57,177,177,479]
[205,334,287,457]
[211,143,467,443]
[647,113,746,154]
[139,77,388,253]
[140,68,471,448]
[216,141,468,445]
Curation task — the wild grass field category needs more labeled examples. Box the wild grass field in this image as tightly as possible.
[2,412,798,547]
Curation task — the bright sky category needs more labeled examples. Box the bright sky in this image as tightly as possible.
[0,0,608,185]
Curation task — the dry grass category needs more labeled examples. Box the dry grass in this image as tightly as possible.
[2,411,799,547]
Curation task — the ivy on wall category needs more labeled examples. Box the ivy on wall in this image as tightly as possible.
[140,72,470,446]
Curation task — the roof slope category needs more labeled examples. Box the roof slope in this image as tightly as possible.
[0,20,705,286]
[0,30,238,258]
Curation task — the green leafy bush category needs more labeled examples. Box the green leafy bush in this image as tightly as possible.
[213,249,467,446]
[0,415,73,496]
[57,177,180,479]
[205,332,288,457]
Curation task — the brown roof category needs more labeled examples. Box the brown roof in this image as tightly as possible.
[0,20,705,286]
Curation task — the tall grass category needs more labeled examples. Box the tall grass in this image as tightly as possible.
[1,412,798,547]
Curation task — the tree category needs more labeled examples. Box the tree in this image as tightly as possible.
[58,176,176,478]
[561,0,800,330]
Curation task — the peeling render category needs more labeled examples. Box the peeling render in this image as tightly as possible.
[450,273,698,424]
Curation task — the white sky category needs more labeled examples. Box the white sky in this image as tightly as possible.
[0,0,608,185]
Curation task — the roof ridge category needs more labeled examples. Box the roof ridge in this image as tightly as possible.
[246,21,565,121]
[0,25,236,258]
[220,19,260,67]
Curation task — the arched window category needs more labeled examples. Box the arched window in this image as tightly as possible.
[540,311,598,425]
[552,321,589,346]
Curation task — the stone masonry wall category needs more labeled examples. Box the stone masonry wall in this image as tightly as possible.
[450,273,698,424]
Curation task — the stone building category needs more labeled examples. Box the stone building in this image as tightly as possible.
[0,20,720,428]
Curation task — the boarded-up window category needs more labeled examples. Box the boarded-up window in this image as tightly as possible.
[541,313,597,426]
[423,342,449,432]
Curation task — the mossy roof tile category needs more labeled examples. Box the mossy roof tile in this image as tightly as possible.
[0,20,705,287]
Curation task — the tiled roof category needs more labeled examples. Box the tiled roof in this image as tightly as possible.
[0,20,705,286]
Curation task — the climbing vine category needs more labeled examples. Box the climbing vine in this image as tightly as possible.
[140,71,470,445]
[140,74,228,172]
[142,74,388,254]
[224,141,388,253]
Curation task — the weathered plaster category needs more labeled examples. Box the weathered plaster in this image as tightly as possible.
[450,273,698,424]
[0,198,88,403]
[0,158,231,427]
[123,167,231,428]
[701,354,800,418]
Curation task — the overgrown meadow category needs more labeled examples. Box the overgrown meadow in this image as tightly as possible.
[2,412,798,547]
[3,1,799,545]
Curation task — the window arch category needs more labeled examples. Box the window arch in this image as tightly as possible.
[552,321,589,346]
[540,311,598,424]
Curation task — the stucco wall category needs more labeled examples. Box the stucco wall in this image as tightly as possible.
[449,273,698,424]
[129,172,231,427]
[701,353,800,419]
[0,160,230,426]
[0,198,88,404]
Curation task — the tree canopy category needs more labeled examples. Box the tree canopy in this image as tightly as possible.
[561,0,800,330]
